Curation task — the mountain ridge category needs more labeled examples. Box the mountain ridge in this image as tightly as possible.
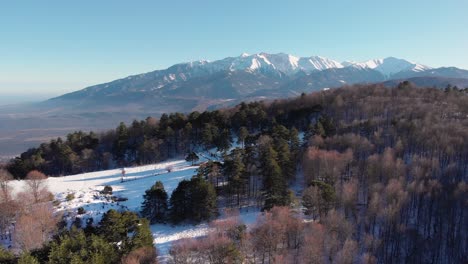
[52,52,466,103]
[50,52,468,108]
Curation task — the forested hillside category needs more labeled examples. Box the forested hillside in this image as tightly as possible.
[2,83,467,263]
[164,83,467,263]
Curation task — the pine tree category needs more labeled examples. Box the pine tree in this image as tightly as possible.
[201,123,215,150]
[302,181,336,218]
[260,146,289,210]
[141,181,168,223]
[48,228,120,264]
[216,128,233,153]
[113,122,129,164]
[237,126,249,148]
[182,122,193,152]
[275,140,294,181]
[129,218,154,249]
[224,148,246,206]
[0,247,15,264]
[169,180,191,223]
[18,252,40,264]
[190,176,217,222]
[272,125,290,142]
[185,152,199,166]
[289,127,300,160]
[314,119,326,137]
[316,116,335,137]
[98,210,138,243]
[170,176,217,223]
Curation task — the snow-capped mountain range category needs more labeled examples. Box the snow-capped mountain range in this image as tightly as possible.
[168,52,430,79]
[50,51,468,113]
[342,57,431,76]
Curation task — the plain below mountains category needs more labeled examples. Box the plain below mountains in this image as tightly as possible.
[1,52,468,156]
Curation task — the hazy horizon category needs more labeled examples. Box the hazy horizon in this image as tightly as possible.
[0,93,58,106]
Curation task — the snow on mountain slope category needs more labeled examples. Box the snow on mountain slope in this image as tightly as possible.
[182,53,431,77]
[183,52,344,75]
[298,56,344,72]
[166,53,431,79]
[343,57,431,76]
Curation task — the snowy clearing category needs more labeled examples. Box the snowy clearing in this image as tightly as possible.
[7,155,260,261]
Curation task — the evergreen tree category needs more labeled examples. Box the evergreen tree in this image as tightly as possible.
[182,122,193,152]
[289,127,300,160]
[272,125,290,142]
[190,176,217,222]
[98,210,138,244]
[302,180,336,218]
[196,161,222,187]
[313,119,326,137]
[260,146,289,210]
[141,181,168,223]
[316,116,336,137]
[113,122,129,164]
[128,218,154,251]
[0,247,15,264]
[48,228,120,264]
[275,140,294,181]
[237,126,249,148]
[170,176,217,223]
[215,128,232,153]
[224,148,246,206]
[201,123,215,150]
[18,252,40,264]
[185,152,199,166]
[169,180,191,223]
[163,126,175,158]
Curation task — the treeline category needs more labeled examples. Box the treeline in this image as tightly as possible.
[7,98,321,179]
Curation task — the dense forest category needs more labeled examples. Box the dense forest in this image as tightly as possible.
[1,83,467,263]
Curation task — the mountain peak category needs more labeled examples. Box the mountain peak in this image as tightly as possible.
[344,57,431,76]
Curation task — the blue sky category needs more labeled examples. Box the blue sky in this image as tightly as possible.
[1,0,467,102]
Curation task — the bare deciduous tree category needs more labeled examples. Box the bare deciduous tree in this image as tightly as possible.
[335,239,358,264]
[122,246,158,264]
[14,203,59,251]
[0,169,13,202]
[25,170,48,203]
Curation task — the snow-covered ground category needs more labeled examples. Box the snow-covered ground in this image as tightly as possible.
[7,154,260,261]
